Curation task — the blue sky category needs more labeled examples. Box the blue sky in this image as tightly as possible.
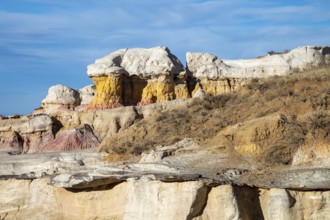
[1,0,330,115]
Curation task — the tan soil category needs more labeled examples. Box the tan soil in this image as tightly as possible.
[100,66,330,168]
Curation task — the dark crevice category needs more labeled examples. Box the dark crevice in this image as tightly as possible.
[51,117,63,137]
[186,186,210,220]
[232,185,265,220]
[64,180,125,193]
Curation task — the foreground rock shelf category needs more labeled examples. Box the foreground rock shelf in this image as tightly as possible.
[1,150,330,189]
[1,151,330,219]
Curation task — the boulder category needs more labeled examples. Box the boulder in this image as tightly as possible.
[192,89,205,98]
[13,114,53,134]
[78,84,95,105]
[1,131,23,154]
[41,124,100,152]
[139,138,200,163]
[186,52,232,80]
[42,84,81,112]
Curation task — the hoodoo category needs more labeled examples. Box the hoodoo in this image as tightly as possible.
[87,46,189,108]
[86,45,330,107]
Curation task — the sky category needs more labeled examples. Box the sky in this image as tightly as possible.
[1,0,330,115]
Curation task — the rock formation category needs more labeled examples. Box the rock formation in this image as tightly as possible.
[40,124,100,152]
[41,84,95,113]
[42,84,81,111]
[84,45,330,106]
[4,45,330,153]
[1,149,330,219]
[87,46,189,108]
[186,45,330,96]
[0,114,54,153]
[0,98,191,153]
[0,114,100,153]
[37,46,330,112]
[187,46,330,79]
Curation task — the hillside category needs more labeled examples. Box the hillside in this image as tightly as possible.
[101,65,330,168]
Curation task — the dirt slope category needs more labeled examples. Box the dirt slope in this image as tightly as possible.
[100,66,330,166]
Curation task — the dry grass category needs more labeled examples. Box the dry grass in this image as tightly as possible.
[100,66,330,164]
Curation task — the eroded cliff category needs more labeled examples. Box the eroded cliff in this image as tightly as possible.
[1,149,330,220]
[3,178,330,220]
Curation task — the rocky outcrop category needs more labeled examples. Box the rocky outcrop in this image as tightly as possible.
[37,46,330,111]
[0,114,100,153]
[1,150,330,219]
[40,84,95,113]
[186,46,330,96]
[0,114,54,153]
[87,46,189,108]
[85,46,330,107]
[0,97,193,153]
[187,46,330,79]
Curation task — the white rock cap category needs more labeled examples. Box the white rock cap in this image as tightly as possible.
[87,46,184,78]
[187,46,330,79]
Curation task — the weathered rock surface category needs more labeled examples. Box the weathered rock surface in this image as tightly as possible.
[1,151,330,219]
[41,124,100,152]
[1,148,330,190]
[139,138,200,163]
[0,178,128,220]
[42,84,81,111]
[1,178,330,220]
[0,114,54,153]
[2,178,330,220]
[0,114,101,153]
